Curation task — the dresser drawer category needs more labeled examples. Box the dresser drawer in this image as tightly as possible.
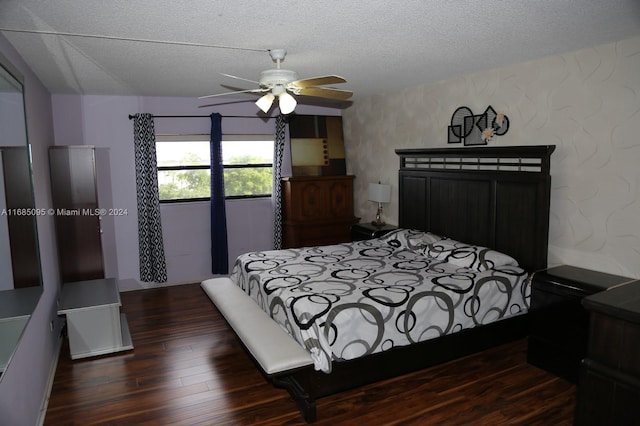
[577,359,640,425]
[588,312,640,377]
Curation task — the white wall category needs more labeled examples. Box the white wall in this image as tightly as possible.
[343,35,640,279]
[51,94,341,290]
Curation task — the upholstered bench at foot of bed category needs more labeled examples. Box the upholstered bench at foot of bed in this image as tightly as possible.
[201,278,317,421]
[201,277,313,374]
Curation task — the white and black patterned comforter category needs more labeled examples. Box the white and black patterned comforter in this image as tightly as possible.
[230,229,530,373]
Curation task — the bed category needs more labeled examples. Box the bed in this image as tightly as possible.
[202,145,555,422]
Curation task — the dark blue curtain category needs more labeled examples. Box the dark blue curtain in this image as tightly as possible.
[210,113,228,274]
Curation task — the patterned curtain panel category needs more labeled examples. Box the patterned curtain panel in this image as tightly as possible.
[272,114,286,250]
[210,113,229,274]
[132,113,168,283]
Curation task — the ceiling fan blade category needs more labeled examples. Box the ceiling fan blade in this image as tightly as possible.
[221,73,260,85]
[198,88,267,99]
[296,86,353,100]
[290,75,346,88]
[198,99,259,108]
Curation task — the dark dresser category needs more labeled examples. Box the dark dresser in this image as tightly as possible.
[527,265,633,382]
[281,175,359,248]
[575,280,640,425]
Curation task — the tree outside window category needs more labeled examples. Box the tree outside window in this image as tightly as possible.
[156,136,273,202]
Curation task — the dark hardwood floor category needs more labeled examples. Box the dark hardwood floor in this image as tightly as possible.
[44,283,576,425]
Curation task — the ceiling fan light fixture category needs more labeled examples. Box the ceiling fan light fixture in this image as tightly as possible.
[201,48,351,110]
[278,92,297,114]
[255,93,275,113]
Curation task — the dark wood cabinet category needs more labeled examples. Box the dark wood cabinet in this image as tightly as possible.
[576,280,640,425]
[281,175,358,248]
[527,265,632,383]
[49,146,117,283]
[350,222,397,241]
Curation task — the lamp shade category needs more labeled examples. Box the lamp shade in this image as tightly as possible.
[368,183,391,203]
[255,93,275,113]
[278,92,297,114]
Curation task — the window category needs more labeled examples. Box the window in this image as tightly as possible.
[156,134,274,202]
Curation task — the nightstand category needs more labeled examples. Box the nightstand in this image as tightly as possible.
[350,222,397,241]
[526,265,633,383]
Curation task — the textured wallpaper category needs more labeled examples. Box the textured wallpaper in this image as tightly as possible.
[343,35,640,278]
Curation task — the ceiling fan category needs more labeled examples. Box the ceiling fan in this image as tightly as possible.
[199,49,352,114]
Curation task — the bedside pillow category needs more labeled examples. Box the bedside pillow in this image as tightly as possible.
[422,238,518,271]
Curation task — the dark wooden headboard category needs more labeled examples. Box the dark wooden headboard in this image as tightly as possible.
[396,145,555,272]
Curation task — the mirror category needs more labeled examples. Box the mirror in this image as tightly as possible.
[0,51,42,377]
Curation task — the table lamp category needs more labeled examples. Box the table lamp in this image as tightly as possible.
[368,182,391,226]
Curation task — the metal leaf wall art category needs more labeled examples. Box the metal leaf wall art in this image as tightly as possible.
[448,106,509,145]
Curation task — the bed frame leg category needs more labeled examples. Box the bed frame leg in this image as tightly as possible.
[271,375,317,423]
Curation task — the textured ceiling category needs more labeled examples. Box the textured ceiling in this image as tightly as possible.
[1,0,640,107]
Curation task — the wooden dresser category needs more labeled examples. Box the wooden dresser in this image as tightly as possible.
[576,280,640,425]
[281,175,359,248]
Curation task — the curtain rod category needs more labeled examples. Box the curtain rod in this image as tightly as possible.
[127,114,275,120]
